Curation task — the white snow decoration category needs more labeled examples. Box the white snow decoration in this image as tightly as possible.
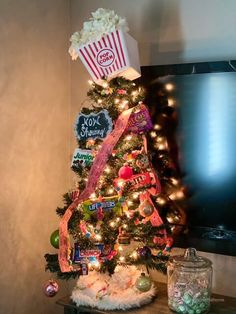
[71,266,156,310]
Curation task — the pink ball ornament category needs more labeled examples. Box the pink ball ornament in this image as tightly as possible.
[118,165,133,179]
[43,279,59,297]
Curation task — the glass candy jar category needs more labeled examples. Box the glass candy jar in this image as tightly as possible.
[167,248,212,314]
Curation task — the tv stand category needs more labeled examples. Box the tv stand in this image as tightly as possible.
[56,282,236,314]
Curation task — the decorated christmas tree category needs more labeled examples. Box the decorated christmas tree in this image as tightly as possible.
[44,9,187,310]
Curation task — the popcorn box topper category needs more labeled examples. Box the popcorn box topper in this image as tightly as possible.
[77,30,141,83]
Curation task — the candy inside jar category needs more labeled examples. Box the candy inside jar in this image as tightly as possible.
[167,248,212,314]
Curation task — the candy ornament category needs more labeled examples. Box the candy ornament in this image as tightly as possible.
[118,164,133,179]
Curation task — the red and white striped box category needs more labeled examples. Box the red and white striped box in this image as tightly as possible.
[77,30,141,83]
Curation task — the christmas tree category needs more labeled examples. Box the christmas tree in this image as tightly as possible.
[44,8,187,310]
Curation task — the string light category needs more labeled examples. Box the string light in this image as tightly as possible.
[110,221,115,228]
[125,135,133,141]
[95,234,102,241]
[171,177,179,186]
[169,190,185,200]
[154,124,161,130]
[123,224,128,229]
[125,211,131,218]
[104,166,111,173]
[102,82,108,88]
[150,131,157,138]
[119,256,125,262]
[98,99,102,104]
[165,83,174,91]
[88,80,93,85]
[130,251,138,260]
[117,180,124,188]
[114,98,120,104]
[132,192,139,199]
[108,187,114,194]
[156,196,166,205]
[118,245,123,251]
[90,192,96,200]
[116,217,121,222]
[168,98,175,107]
[127,200,133,206]
[131,90,138,96]
[167,216,174,223]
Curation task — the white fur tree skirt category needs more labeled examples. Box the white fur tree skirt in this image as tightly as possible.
[71,266,156,310]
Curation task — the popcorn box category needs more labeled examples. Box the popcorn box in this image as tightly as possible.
[77,30,141,83]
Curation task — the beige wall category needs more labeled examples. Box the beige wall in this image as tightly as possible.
[0,1,73,313]
[70,0,236,298]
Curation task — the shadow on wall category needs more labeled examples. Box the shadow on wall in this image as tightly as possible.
[139,0,184,65]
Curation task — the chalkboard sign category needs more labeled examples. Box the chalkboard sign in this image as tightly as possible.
[75,109,113,141]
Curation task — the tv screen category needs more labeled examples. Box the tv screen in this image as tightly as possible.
[140,61,236,256]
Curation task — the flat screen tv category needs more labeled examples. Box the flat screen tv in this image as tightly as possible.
[139,61,236,256]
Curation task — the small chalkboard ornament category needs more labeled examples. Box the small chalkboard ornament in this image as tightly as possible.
[75,109,113,141]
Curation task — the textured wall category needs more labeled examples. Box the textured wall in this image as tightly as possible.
[0,1,74,313]
[70,0,236,297]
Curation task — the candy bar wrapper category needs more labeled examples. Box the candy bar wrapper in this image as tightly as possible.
[71,148,94,169]
[77,30,140,84]
[126,104,153,134]
[82,196,122,220]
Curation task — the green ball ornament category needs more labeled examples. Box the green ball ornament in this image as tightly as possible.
[50,229,59,249]
[135,273,152,292]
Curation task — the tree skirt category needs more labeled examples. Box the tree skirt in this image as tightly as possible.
[71,266,156,310]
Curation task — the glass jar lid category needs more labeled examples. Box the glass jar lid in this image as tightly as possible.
[169,248,212,269]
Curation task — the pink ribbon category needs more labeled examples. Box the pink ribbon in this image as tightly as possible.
[59,108,133,272]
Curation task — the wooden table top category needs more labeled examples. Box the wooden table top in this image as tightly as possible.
[56,282,236,314]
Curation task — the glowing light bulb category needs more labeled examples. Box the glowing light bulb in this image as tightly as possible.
[95,234,102,241]
[116,217,121,222]
[108,188,114,194]
[110,221,115,228]
[102,82,108,88]
[123,224,128,229]
[165,83,174,91]
[126,135,132,141]
[88,80,93,85]
[168,98,175,106]
[118,246,123,251]
[90,193,96,200]
[132,192,139,199]
[131,251,138,259]
[104,166,111,173]
[150,131,157,138]
[98,99,102,104]
[157,197,166,205]
[167,216,174,223]
[171,178,179,186]
[114,98,120,104]
[157,136,164,143]
[176,190,185,199]
[117,180,124,187]
[127,200,133,206]
[154,124,161,130]
[119,256,125,262]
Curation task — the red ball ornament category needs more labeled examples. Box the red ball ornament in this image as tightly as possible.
[118,165,133,179]
[43,279,59,297]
